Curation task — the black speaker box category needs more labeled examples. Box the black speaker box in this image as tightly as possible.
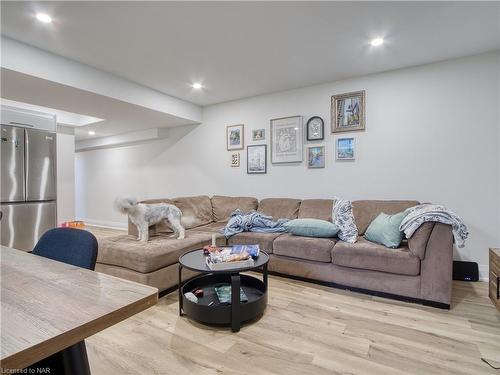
[453,261,479,281]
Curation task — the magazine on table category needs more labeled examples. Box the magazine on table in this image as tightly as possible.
[231,244,260,257]
[214,284,249,304]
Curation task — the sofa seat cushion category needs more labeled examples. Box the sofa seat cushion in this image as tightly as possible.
[257,198,301,219]
[227,232,284,254]
[211,196,258,222]
[273,233,336,263]
[97,231,213,273]
[332,237,420,276]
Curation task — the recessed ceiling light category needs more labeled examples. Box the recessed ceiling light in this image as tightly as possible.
[88,130,95,136]
[191,83,203,90]
[370,37,384,47]
[36,13,52,23]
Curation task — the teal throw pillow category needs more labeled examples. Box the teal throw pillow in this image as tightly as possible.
[284,218,339,238]
[364,212,408,248]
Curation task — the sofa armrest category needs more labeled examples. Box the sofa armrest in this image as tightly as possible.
[407,222,435,260]
[419,223,454,306]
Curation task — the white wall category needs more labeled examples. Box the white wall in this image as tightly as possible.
[56,132,75,224]
[76,51,500,274]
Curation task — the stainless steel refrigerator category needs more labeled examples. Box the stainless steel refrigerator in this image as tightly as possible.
[1,125,57,251]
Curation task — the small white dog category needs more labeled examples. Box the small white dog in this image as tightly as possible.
[116,197,185,242]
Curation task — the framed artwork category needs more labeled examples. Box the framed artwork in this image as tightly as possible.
[226,124,244,150]
[270,115,303,163]
[307,146,325,168]
[230,152,240,167]
[252,129,266,141]
[247,145,267,174]
[306,116,324,141]
[331,90,365,133]
[336,137,355,160]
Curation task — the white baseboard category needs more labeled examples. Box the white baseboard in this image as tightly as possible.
[478,264,489,282]
[78,218,127,231]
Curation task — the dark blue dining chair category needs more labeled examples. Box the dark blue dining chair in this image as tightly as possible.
[32,227,98,270]
[28,227,98,375]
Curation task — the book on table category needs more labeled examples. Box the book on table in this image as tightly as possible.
[205,256,254,270]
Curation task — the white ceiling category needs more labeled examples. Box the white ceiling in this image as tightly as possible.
[1,1,498,106]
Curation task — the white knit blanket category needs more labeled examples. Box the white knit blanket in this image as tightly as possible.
[399,204,469,248]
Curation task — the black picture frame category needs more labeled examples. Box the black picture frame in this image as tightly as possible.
[247,145,267,174]
[306,116,324,141]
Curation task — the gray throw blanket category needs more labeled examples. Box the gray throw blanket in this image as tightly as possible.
[399,204,469,248]
[222,209,289,238]
[332,198,358,243]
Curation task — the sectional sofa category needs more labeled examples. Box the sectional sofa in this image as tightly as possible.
[96,195,454,308]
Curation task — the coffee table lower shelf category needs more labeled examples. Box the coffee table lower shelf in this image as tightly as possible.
[179,273,268,332]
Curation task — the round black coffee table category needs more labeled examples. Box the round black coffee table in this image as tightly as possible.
[178,249,269,332]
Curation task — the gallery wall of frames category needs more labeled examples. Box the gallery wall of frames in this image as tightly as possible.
[226,90,365,174]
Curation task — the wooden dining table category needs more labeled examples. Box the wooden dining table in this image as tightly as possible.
[0,246,158,373]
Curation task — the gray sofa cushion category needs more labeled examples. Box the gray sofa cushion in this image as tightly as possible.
[227,232,284,254]
[257,198,301,219]
[298,199,334,222]
[211,196,258,222]
[332,237,420,276]
[273,233,336,263]
[173,195,214,229]
[97,231,213,273]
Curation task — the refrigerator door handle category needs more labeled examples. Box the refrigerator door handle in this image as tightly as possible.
[25,129,29,199]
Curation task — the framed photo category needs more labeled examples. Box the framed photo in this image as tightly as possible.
[247,145,267,174]
[307,146,325,168]
[270,115,303,163]
[306,116,324,141]
[331,90,365,133]
[252,129,266,141]
[226,124,244,150]
[230,152,240,167]
[336,137,355,160]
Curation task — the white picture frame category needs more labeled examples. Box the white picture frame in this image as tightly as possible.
[336,137,356,160]
[252,129,266,141]
[270,115,303,164]
[226,124,244,151]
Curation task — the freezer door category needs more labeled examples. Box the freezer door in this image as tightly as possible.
[1,125,25,203]
[0,201,56,251]
[25,129,57,201]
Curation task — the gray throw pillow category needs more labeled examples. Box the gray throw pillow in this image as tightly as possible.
[284,218,339,238]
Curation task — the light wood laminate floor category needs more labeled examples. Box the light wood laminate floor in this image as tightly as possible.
[86,226,500,374]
